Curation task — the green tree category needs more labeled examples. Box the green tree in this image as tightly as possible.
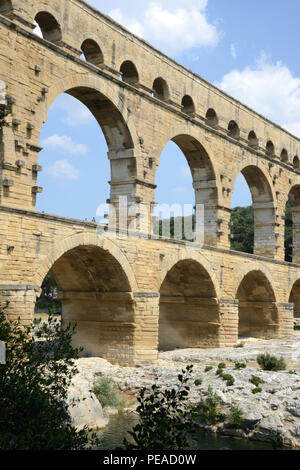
[40,271,58,299]
[0,303,99,450]
[230,206,254,253]
[285,202,292,262]
[158,215,194,241]
[0,101,12,129]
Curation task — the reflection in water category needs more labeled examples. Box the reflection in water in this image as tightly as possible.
[97,412,138,450]
[97,412,275,451]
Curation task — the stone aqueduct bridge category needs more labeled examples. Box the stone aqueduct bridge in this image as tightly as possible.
[1,0,300,365]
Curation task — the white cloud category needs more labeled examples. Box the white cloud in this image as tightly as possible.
[90,1,219,56]
[46,160,80,180]
[90,0,209,16]
[230,44,237,60]
[41,134,87,156]
[109,8,144,37]
[284,122,300,138]
[53,94,94,127]
[216,54,300,138]
[63,106,92,127]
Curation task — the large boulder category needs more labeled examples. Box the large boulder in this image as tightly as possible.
[67,370,108,431]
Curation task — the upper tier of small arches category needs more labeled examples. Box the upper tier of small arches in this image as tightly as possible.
[1,3,299,169]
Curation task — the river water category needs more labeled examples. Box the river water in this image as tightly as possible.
[97,412,275,451]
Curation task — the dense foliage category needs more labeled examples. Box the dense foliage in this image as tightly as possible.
[0,303,99,450]
[230,206,254,253]
[155,215,194,241]
[93,376,125,409]
[285,203,292,262]
[36,272,61,314]
[257,353,286,372]
[231,204,292,261]
[198,385,221,425]
[40,271,58,299]
[229,402,244,427]
[0,102,12,129]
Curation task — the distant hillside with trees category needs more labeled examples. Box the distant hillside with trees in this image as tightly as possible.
[285,203,292,262]
[230,206,254,254]
[154,205,293,262]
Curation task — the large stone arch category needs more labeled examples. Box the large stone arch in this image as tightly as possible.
[154,132,219,246]
[231,164,276,258]
[158,251,220,350]
[36,74,142,228]
[232,260,276,297]
[285,185,300,263]
[158,248,219,296]
[34,231,138,292]
[34,232,138,365]
[155,130,217,182]
[235,268,279,339]
[43,74,137,151]
[289,279,300,322]
[232,163,276,202]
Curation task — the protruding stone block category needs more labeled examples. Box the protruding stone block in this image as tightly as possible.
[32,186,43,194]
[32,164,42,172]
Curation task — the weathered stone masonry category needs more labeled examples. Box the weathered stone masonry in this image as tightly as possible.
[0,0,300,365]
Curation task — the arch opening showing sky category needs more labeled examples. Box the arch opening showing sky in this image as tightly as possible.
[36,94,110,220]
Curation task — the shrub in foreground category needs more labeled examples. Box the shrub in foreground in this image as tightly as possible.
[229,402,244,427]
[199,386,221,425]
[222,374,235,386]
[235,362,246,370]
[250,375,262,387]
[257,353,286,372]
[123,365,202,450]
[94,376,127,409]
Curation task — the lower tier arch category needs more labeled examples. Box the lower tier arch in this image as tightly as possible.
[45,244,136,365]
[159,259,220,350]
[236,270,279,339]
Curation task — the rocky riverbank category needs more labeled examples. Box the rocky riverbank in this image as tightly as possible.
[68,335,300,448]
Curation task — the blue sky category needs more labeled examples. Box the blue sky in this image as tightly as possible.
[36,0,300,220]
